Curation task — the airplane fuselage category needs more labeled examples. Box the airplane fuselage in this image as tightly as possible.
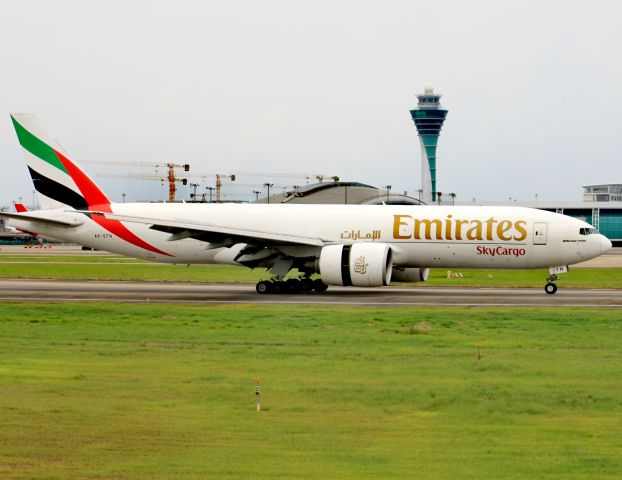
[8,203,609,269]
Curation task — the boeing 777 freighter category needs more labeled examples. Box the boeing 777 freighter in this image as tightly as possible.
[1,114,612,294]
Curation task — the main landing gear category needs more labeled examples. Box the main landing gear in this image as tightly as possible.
[256,277,329,294]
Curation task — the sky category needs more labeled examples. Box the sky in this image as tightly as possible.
[1,0,620,207]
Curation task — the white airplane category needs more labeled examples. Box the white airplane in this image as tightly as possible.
[1,113,612,294]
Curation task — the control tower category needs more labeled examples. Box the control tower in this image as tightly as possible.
[410,85,448,204]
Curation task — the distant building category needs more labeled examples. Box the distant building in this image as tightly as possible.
[583,184,622,202]
[533,202,622,245]
[255,182,423,205]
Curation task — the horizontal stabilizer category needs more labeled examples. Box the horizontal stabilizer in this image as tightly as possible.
[0,211,84,228]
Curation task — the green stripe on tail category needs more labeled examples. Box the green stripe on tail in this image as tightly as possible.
[11,115,67,173]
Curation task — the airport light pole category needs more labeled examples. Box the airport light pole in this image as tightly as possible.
[190,183,199,202]
[384,185,391,203]
[264,183,273,204]
[122,193,126,203]
[252,190,261,202]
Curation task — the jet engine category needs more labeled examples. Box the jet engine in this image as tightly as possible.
[391,267,430,283]
[318,243,393,287]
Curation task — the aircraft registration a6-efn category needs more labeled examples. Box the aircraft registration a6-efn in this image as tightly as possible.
[2,114,612,294]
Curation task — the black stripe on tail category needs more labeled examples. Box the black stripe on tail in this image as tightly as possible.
[28,166,88,210]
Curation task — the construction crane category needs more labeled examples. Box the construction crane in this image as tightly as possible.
[84,161,190,202]
[87,161,335,202]
[223,183,297,189]
[192,171,338,202]
[97,173,189,202]
[189,183,295,203]
[196,174,237,202]
[232,172,339,183]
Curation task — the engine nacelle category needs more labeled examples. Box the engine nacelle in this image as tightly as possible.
[318,243,393,287]
[391,267,430,283]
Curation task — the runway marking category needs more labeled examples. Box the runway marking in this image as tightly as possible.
[1,279,620,307]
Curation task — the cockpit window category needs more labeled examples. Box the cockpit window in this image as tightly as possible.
[579,227,599,235]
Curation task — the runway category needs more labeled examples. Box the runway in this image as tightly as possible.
[1,279,621,307]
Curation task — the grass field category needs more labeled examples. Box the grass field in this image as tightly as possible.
[1,303,621,479]
[0,255,146,263]
[0,258,621,288]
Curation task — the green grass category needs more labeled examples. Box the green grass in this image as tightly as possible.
[1,303,621,479]
[0,262,269,283]
[0,258,620,288]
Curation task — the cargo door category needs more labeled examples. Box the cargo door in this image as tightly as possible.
[533,222,548,245]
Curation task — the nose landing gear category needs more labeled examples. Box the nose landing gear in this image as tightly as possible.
[544,266,568,294]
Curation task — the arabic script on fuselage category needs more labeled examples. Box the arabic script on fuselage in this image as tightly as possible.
[340,230,382,241]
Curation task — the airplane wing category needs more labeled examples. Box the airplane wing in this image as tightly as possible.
[82,211,326,248]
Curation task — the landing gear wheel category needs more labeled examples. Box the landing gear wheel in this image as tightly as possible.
[299,278,313,292]
[312,279,329,293]
[286,278,301,293]
[544,282,558,295]
[256,281,273,294]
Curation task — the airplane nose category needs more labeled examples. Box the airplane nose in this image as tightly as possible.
[600,235,612,254]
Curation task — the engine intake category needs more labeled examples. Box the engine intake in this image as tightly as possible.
[391,267,430,283]
[318,243,393,287]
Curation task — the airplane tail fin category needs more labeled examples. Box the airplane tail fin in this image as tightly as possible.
[14,203,28,213]
[10,113,111,210]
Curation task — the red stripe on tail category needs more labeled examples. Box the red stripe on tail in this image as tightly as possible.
[54,150,110,206]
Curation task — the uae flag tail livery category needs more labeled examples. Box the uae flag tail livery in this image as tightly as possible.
[10,114,170,257]
[11,114,110,211]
